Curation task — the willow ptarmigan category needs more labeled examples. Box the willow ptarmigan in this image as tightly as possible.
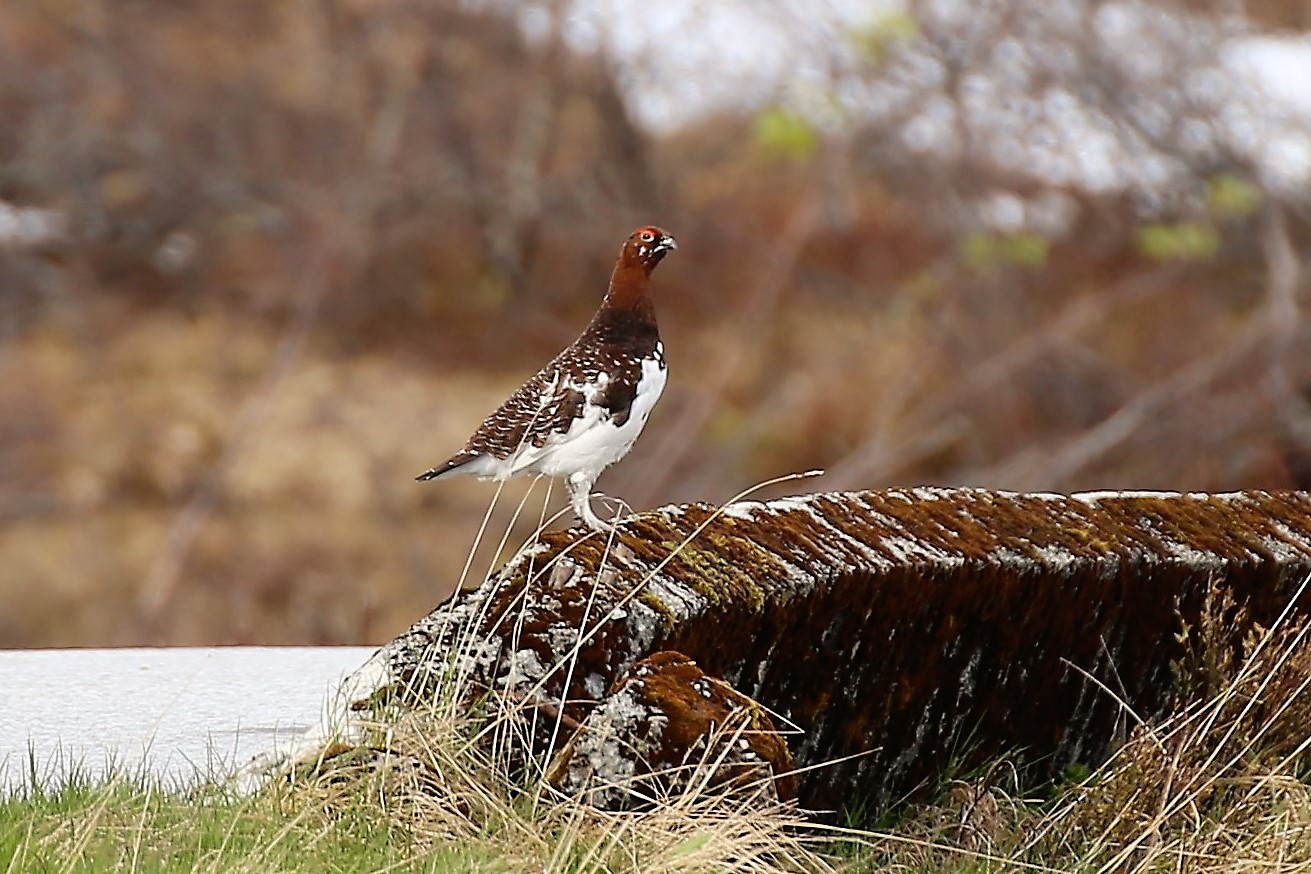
[417,226,677,531]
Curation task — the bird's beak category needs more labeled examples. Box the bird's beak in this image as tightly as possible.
[656,235,677,253]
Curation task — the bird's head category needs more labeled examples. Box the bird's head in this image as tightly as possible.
[623,225,677,273]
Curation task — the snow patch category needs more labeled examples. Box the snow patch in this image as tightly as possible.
[1262,522,1311,562]
[721,500,763,521]
[1072,490,1184,504]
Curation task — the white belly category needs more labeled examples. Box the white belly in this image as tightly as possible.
[530,355,667,480]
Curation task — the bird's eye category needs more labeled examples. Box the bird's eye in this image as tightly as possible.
[640,231,655,242]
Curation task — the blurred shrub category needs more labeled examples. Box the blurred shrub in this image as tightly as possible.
[753,108,819,161]
[1135,223,1221,261]
[1,0,1309,647]
[960,232,1050,269]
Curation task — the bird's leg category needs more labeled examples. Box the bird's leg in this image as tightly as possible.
[567,472,611,532]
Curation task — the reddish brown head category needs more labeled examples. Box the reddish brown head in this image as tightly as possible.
[621,225,678,275]
[601,225,677,319]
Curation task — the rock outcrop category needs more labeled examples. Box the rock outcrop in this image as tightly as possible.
[545,650,796,807]
[253,488,1311,812]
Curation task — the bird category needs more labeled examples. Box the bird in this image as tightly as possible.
[417,225,677,531]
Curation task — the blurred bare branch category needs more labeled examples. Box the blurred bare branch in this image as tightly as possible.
[1261,205,1311,457]
[980,315,1271,489]
[3,0,1311,645]
[823,269,1179,489]
[625,196,822,508]
[139,240,335,619]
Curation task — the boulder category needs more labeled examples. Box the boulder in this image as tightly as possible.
[253,488,1311,812]
[545,650,796,807]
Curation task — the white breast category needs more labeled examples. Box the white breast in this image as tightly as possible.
[532,352,667,480]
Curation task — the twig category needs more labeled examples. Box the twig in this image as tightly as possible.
[824,268,1176,489]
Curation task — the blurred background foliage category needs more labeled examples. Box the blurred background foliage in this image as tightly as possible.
[2,0,1310,646]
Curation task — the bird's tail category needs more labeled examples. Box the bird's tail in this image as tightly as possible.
[415,454,473,482]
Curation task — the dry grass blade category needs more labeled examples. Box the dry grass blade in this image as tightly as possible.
[275,477,856,872]
[290,697,836,874]
[1035,576,1311,873]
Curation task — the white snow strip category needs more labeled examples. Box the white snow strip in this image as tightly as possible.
[0,647,377,793]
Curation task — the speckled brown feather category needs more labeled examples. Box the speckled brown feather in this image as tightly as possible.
[417,226,673,481]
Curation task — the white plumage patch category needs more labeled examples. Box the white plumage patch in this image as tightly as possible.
[536,352,666,480]
[452,345,667,487]
[418,225,675,529]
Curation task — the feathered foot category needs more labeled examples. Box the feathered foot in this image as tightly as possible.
[567,473,615,532]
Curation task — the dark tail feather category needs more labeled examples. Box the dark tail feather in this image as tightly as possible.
[416,456,465,482]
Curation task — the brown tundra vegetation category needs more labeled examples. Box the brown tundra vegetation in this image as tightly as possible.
[1,0,1309,647]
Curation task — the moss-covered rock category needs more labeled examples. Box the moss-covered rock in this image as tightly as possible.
[280,488,1311,812]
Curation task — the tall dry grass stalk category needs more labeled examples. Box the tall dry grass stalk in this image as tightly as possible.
[279,487,1311,873]
[835,576,1311,874]
[274,471,838,872]
[1036,576,1311,873]
[285,704,835,873]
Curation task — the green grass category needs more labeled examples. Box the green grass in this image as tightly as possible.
[8,520,1311,874]
[1,703,833,873]
[7,617,1311,874]
[0,770,481,874]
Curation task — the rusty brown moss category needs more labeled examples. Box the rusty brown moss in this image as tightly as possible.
[371,488,1311,812]
[548,650,796,807]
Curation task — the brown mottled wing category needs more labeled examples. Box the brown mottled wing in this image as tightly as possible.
[465,364,586,456]
[416,368,582,481]
[418,339,645,480]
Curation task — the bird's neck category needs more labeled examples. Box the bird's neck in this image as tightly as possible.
[602,260,657,320]
[590,260,658,342]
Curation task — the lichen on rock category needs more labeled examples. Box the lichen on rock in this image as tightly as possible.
[546,650,795,808]
[255,488,1311,812]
